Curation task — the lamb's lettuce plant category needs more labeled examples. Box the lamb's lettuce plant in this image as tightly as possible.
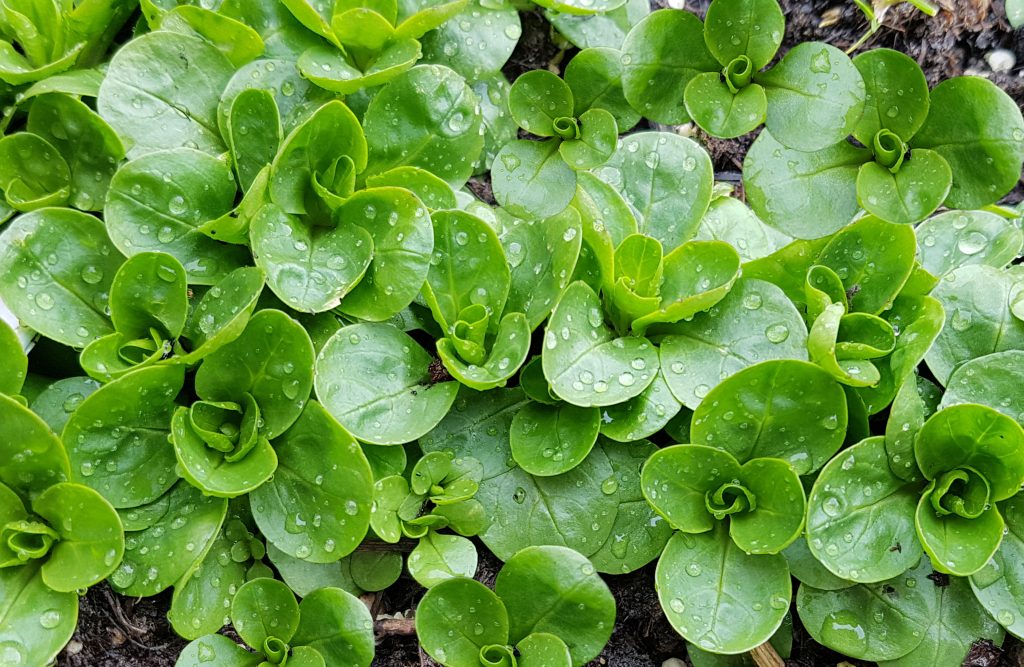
[745,50,1024,236]
[620,0,865,151]
[416,546,615,667]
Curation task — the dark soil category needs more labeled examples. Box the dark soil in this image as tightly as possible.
[60,2,1024,666]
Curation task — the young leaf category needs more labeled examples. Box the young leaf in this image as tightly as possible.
[231,578,300,649]
[292,588,375,666]
[416,577,509,666]
[408,532,478,588]
[510,402,601,477]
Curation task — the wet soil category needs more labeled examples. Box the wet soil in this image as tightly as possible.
[60,1,1024,666]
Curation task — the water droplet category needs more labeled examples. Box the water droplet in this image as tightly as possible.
[38,609,61,629]
[765,323,790,343]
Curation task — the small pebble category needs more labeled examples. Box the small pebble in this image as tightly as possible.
[665,0,685,8]
[987,49,1016,73]
[662,659,686,667]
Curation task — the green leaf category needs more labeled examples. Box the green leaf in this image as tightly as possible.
[408,532,477,588]
[620,10,718,124]
[98,32,234,157]
[851,48,930,144]
[250,401,373,562]
[420,0,519,81]
[492,139,576,219]
[596,132,713,251]
[177,634,262,667]
[656,525,790,654]
[34,482,124,591]
[696,196,791,262]
[703,0,784,69]
[0,207,123,348]
[915,481,1003,576]
[517,633,572,667]
[783,537,855,591]
[755,42,865,152]
[0,318,27,396]
[547,0,649,50]
[508,69,575,137]
[416,577,508,667]
[564,47,641,132]
[542,281,658,407]
[885,373,940,482]
[911,76,1024,209]
[658,278,808,410]
[364,64,483,187]
[495,545,615,665]
[925,265,1024,385]
[227,88,281,193]
[0,133,71,211]
[855,149,951,224]
[105,148,247,285]
[560,108,618,169]
[423,209,509,331]
[534,0,625,15]
[63,365,184,508]
[168,534,248,640]
[109,252,189,340]
[970,495,1024,637]
[0,394,69,500]
[510,401,600,477]
[293,587,375,667]
[267,544,364,597]
[231,578,299,648]
[110,481,227,597]
[878,574,1004,667]
[438,313,531,390]
[0,564,77,667]
[501,208,582,331]
[806,436,922,583]
[196,309,313,438]
[176,266,265,363]
[916,209,1023,278]
[940,350,1024,425]
[743,130,870,239]
[158,6,265,68]
[795,556,936,662]
[598,368,681,442]
[684,73,766,139]
[816,215,917,314]
[315,323,459,444]
[471,74,518,175]
[690,360,846,475]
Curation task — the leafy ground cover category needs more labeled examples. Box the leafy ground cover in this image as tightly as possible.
[1,0,1023,666]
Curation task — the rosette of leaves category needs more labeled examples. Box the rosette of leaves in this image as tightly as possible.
[745,50,1024,237]
[170,309,314,498]
[492,69,619,218]
[0,0,136,86]
[602,234,741,335]
[805,404,1024,587]
[371,451,488,587]
[797,556,1004,666]
[421,209,531,390]
[416,546,615,667]
[745,215,944,414]
[620,0,864,151]
[284,0,468,94]
[0,395,124,666]
[176,577,375,666]
[640,368,825,654]
[0,92,125,211]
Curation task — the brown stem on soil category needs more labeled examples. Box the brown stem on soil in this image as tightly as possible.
[749,641,785,667]
[376,618,417,636]
[355,539,418,552]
